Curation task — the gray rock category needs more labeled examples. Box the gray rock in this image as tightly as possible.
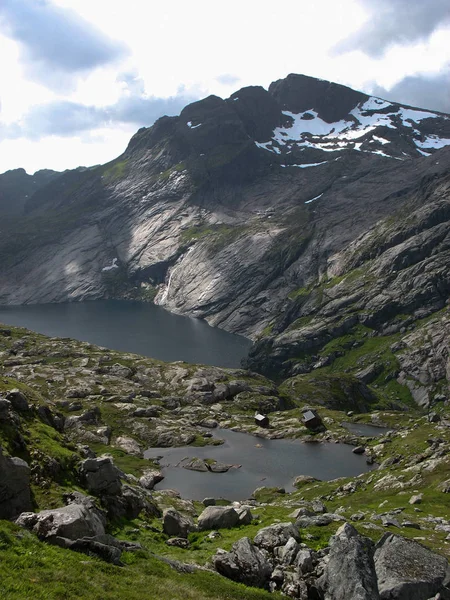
[163,508,194,539]
[79,456,122,496]
[295,547,314,574]
[236,507,253,525]
[6,389,29,412]
[296,513,344,528]
[115,436,142,457]
[278,536,299,565]
[0,448,32,519]
[17,502,106,540]
[197,506,240,531]
[254,522,300,551]
[374,533,450,600]
[317,522,379,600]
[202,497,216,507]
[139,470,164,490]
[213,537,272,589]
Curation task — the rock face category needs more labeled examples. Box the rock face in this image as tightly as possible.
[374,533,450,599]
[317,523,379,600]
[197,506,240,531]
[0,448,32,519]
[214,537,272,589]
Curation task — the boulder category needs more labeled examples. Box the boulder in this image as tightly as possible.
[139,470,164,490]
[374,533,450,600]
[197,506,240,531]
[163,508,194,539]
[6,389,29,412]
[317,523,379,600]
[103,484,160,521]
[253,522,300,551]
[214,537,272,588]
[17,502,106,541]
[79,456,122,495]
[115,436,143,457]
[0,448,32,519]
[276,536,299,566]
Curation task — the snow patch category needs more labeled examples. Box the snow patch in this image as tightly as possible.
[415,135,450,149]
[305,193,323,204]
[280,160,328,168]
[187,121,202,129]
[372,135,390,145]
[102,258,119,272]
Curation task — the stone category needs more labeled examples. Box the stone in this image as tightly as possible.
[115,436,142,457]
[236,507,253,525]
[6,389,29,412]
[409,493,423,505]
[139,470,164,490]
[278,536,299,565]
[374,533,450,600]
[197,506,240,531]
[79,456,122,496]
[213,537,272,589]
[253,522,300,551]
[317,523,379,600]
[0,448,32,519]
[352,446,366,454]
[17,502,106,541]
[166,537,190,549]
[202,498,216,507]
[163,508,194,539]
[296,513,344,528]
[295,548,314,574]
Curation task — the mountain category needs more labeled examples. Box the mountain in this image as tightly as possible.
[0,74,449,392]
[0,168,59,216]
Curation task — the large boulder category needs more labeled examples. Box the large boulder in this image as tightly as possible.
[197,506,240,531]
[163,508,194,539]
[16,502,106,541]
[317,523,379,600]
[254,522,300,551]
[102,484,160,521]
[79,456,122,495]
[0,448,32,519]
[214,537,272,589]
[374,533,450,600]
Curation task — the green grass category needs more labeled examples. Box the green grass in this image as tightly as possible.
[0,522,279,600]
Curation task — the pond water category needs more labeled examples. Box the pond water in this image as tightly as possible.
[144,428,376,501]
[0,300,252,368]
[342,422,391,437]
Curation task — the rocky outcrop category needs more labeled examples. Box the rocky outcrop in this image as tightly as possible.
[317,523,379,600]
[0,448,32,519]
[79,456,122,495]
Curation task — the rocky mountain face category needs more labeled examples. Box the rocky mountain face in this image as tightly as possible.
[0,73,449,400]
[0,168,59,216]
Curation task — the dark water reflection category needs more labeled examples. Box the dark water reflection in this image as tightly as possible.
[342,422,391,437]
[0,300,251,368]
[144,428,376,501]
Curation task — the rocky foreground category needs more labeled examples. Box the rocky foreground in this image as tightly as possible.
[0,324,449,599]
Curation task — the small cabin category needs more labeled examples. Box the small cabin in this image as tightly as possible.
[302,409,323,430]
[255,413,269,428]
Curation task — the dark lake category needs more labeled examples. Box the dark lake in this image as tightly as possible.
[144,428,376,501]
[342,422,391,437]
[0,300,252,368]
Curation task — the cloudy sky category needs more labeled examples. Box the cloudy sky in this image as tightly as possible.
[1,0,449,174]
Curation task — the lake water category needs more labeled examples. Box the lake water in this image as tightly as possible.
[144,428,376,501]
[342,422,391,437]
[0,300,252,368]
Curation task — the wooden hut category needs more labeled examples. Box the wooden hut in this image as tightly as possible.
[255,413,269,428]
[302,409,323,430]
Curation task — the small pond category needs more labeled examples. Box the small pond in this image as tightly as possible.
[342,422,392,437]
[144,428,376,501]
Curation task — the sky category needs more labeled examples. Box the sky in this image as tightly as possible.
[1,0,449,174]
